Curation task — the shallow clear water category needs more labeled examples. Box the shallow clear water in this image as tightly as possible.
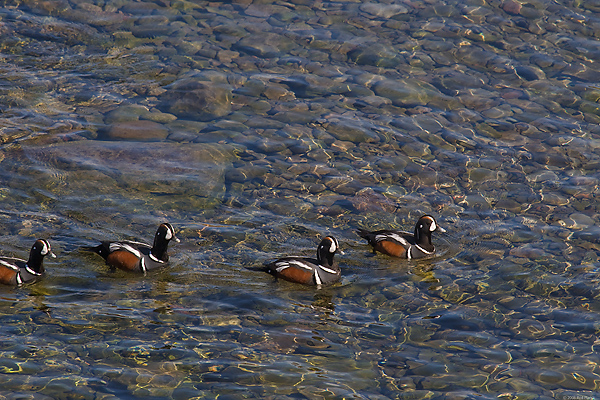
[1,0,600,399]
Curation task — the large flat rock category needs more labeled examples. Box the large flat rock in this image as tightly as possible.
[12,140,241,214]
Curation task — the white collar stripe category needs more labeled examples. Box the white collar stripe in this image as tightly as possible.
[415,244,434,254]
[318,265,338,275]
[149,253,164,263]
[25,266,42,276]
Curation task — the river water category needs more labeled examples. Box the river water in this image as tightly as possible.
[1,0,600,399]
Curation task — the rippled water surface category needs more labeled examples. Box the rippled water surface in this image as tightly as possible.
[1,0,600,398]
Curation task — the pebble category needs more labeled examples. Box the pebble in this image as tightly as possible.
[558,213,595,229]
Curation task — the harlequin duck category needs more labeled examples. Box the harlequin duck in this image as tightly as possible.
[357,215,445,259]
[84,223,179,273]
[0,239,56,285]
[264,236,341,286]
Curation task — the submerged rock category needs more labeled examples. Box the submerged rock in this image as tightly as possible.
[20,141,240,208]
[160,79,232,121]
[373,78,453,109]
[103,120,169,141]
[360,3,408,18]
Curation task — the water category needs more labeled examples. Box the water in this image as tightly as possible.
[1,0,600,398]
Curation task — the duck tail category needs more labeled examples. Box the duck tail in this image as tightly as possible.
[356,228,372,241]
[82,244,101,252]
[82,243,109,259]
[247,264,273,274]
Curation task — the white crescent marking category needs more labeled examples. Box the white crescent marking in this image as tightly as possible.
[430,219,437,232]
[40,242,49,255]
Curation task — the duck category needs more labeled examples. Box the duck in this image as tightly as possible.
[357,215,445,259]
[84,223,179,273]
[0,239,56,285]
[263,236,341,286]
